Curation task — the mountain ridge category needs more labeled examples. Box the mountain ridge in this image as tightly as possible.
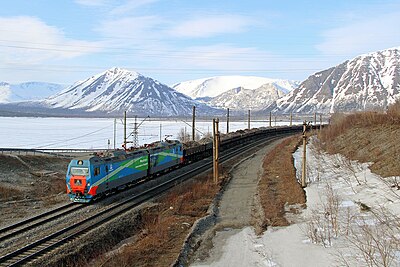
[172,75,299,99]
[273,47,400,113]
[43,67,220,116]
[0,82,65,103]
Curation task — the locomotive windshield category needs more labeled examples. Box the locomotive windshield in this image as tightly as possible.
[70,167,89,176]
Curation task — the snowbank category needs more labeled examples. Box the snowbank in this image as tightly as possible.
[192,137,400,266]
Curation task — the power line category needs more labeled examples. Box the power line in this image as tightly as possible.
[31,124,113,148]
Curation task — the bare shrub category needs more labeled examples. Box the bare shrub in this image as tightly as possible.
[177,127,191,142]
[336,207,400,267]
[324,183,340,237]
[305,183,341,247]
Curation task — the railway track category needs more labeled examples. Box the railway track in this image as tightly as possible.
[0,132,294,266]
[0,203,83,244]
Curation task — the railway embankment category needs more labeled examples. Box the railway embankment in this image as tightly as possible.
[0,154,69,227]
[317,107,400,178]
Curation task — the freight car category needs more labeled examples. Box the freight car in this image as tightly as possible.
[66,125,305,203]
[66,140,183,203]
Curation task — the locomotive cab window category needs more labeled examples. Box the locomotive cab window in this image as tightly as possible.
[70,167,89,176]
[94,167,100,176]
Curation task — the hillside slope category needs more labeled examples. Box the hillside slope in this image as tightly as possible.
[318,103,400,177]
[275,47,400,113]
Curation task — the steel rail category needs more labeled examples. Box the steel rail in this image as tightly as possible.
[0,203,83,244]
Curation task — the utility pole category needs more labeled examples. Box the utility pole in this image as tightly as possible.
[123,111,127,150]
[131,116,150,148]
[320,114,322,130]
[133,115,139,148]
[301,121,307,188]
[290,112,293,127]
[184,126,187,142]
[213,118,220,184]
[269,111,272,127]
[113,118,116,149]
[192,106,196,141]
[248,109,251,129]
[314,112,317,127]
[227,108,230,134]
[160,123,162,142]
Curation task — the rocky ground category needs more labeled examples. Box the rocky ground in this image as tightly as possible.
[0,153,70,227]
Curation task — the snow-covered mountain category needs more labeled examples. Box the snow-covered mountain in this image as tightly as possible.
[44,67,218,116]
[172,76,299,99]
[0,82,65,103]
[274,47,400,113]
[203,83,287,111]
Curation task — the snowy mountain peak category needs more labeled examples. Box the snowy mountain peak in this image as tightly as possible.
[203,83,288,111]
[103,67,140,78]
[0,82,65,103]
[172,76,299,99]
[274,47,400,113]
[44,69,218,116]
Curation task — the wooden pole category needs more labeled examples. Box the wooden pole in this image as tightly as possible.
[227,108,230,134]
[133,115,138,148]
[320,114,322,130]
[113,118,116,149]
[314,112,317,127]
[160,123,162,142]
[290,112,292,127]
[301,121,307,188]
[213,119,217,183]
[248,109,251,129]
[123,111,127,150]
[192,106,196,141]
[215,118,219,183]
[269,111,272,127]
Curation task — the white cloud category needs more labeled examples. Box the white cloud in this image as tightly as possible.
[168,15,254,38]
[316,11,400,55]
[74,0,109,6]
[95,15,168,50]
[0,16,102,65]
[109,0,159,16]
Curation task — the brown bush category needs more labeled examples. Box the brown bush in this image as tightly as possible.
[102,176,220,267]
[317,100,400,177]
[387,100,400,121]
[320,100,400,146]
[0,184,22,200]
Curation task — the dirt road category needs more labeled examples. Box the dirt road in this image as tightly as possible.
[190,139,284,266]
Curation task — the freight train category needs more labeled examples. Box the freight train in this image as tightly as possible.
[66,125,304,203]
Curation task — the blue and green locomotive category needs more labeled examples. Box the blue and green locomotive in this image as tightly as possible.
[66,140,183,203]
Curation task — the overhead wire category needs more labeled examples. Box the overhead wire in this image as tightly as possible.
[31,123,113,149]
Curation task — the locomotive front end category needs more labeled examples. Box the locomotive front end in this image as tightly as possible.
[66,158,94,203]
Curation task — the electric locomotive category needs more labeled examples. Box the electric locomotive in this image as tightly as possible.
[66,140,183,203]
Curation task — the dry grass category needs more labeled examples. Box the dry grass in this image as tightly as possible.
[318,100,400,177]
[100,176,221,267]
[256,135,306,230]
[0,184,22,200]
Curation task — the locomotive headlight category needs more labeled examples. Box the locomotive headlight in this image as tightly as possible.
[87,183,90,187]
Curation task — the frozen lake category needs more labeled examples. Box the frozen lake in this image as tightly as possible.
[0,117,303,149]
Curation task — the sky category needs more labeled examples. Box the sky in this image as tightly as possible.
[0,0,400,86]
